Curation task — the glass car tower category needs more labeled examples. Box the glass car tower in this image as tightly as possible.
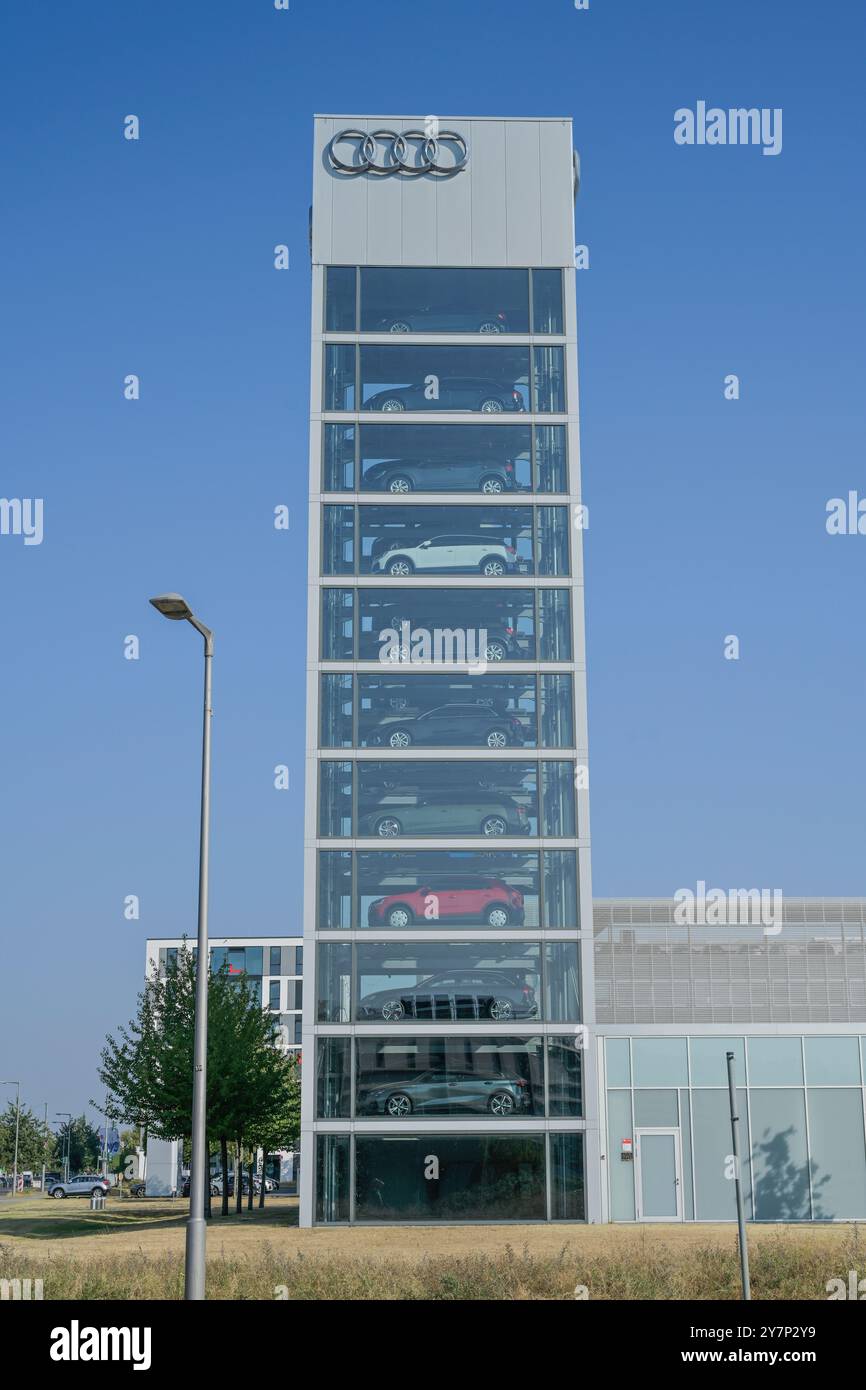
[301,116,598,1223]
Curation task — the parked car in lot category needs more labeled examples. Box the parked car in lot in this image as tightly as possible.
[357,790,530,839]
[210,1174,261,1198]
[367,877,525,929]
[362,455,520,495]
[367,703,527,750]
[48,1174,110,1200]
[182,1176,220,1197]
[129,1180,147,1198]
[363,377,525,414]
[358,970,538,1022]
[371,534,518,578]
[358,1069,531,1117]
[374,310,511,334]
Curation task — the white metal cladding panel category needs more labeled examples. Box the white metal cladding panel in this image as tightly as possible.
[312,116,575,267]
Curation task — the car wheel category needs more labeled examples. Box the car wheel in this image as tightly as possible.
[485,905,511,927]
[387,474,413,494]
[386,905,414,928]
[381,999,405,1021]
[387,728,412,749]
[489,998,515,1021]
[374,816,403,838]
[480,557,506,577]
[489,1092,516,1116]
[484,640,507,662]
[388,321,411,333]
[481,815,508,836]
[479,398,504,413]
[485,728,509,749]
[53,1189,66,1199]
[92,1187,105,1198]
[385,1093,413,1117]
[386,557,414,577]
[379,397,405,412]
[478,320,503,334]
[480,475,504,494]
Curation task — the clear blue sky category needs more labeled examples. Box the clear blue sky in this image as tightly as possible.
[1,0,863,1123]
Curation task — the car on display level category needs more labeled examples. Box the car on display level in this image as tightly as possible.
[380,616,522,664]
[373,310,512,334]
[367,877,526,929]
[48,1174,110,1200]
[366,702,528,750]
[357,791,531,839]
[357,970,539,1023]
[362,455,521,495]
[371,534,518,578]
[357,1069,532,1117]
[363,377,526,414]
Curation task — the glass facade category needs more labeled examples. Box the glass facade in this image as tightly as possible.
[605,1033,866,1221]
[307,150,589,1225]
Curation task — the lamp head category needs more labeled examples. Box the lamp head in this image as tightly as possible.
[150,593,193,621]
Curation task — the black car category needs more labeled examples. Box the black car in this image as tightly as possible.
[182,1176,220,1197]
[357,1069,531,1117]
[366,702,528,750]
[362,455,520,495]
[357,970,538,1022]
[363,377,525,414]
[374,309,510,334]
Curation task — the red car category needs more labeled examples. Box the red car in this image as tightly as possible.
[367,877,525,929]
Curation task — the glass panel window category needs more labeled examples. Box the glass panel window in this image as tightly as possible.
[323,424,355,491]
[540,675,574,747]
[632,1038,688,1088]
[360,345,530,414]
[531,269,564,335]
[316,1134,350,1222]
[542,761,577,837]
[269,946,282,975]
[268,980,281,1011]
[692,1088,752,1220]
[532,345,566,413]
[318,850,353,928]
[807,1089,866,1218]
[538,589,573,661]
[321,588,354,661]
[322,505,355,575]
[325,266,357,331]
[354,760,540,839]
[358,673,536,750]
[356,941,541,1024]
[359,422,532,495]
[544,942,581,1022]
[605,1038,631,1088]
[804,1036,862,1086]
[535,506,570,576]
[542,852,580,929]
[550,1132,585,1220]
[319,761,352,838]
[358,586,546,665]
[356,1036,544,1118]
[317,1037,352,1118]
[359,503,533,577]
[547,1039,583,1115]
[316,942,352,1022]
[360,267,530,335]
[357,849,542,931]
[747,1037,804,1086]
[634,1090,678,1126]
[324,344,355,411]
[534,425,567,492]
[689,1037,746,1087]
[320,674,354,749]
[750,1089,810,1219]
[354,1135,546,1221]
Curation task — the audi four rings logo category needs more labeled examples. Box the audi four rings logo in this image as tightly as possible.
[327,128,469,177]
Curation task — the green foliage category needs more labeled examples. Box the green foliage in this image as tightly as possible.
[0,1102,53,1173]
[53,1115,101,1174]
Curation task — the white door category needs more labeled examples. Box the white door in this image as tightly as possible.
[634,1127,683,1221]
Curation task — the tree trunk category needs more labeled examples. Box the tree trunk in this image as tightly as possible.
[204,1135,212,1219]
[247,1157,254,1211]
[235,1140,243,1215]
[258,1149,267,1209]
[220,1137,229,1217]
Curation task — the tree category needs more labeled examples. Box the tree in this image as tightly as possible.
[253,1052,301,1209]
[53,1115,101,1175]
[0,1102,53,1175]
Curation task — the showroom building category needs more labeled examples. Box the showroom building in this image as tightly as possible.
[301,115,595,1224]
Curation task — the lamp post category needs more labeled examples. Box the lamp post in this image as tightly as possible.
[150,593,213,1302]
[41,1102,47,1194]
[56,1113,71,1182]
[1,1082,20,1195]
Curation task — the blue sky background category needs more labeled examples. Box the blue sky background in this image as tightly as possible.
[1,0,863,1122]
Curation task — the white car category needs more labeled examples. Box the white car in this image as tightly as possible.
[371,533,517,578]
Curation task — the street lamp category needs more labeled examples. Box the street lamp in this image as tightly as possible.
[1,1082,20,1195]
[55,1113,71,1182]
[149,592,213,1302]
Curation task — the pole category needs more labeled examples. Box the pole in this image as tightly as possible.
[102,1106,110,1180]
[41,1102,47,1193]
[12,1084,20,1196]
[184,622,213,1301]
[726,1051,751,1300]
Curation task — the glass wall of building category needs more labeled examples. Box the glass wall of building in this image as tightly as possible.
[604,1034,866,1221]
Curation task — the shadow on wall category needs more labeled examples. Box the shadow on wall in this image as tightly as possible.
[752,1126,831,1221]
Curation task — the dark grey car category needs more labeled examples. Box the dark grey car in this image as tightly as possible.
[358,1070,531,1117]
[357,970,538,1022]
[363,377,525,414]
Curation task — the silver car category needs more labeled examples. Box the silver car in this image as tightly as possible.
[48,1173,110,1199]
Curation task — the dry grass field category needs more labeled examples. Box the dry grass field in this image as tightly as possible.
[0,1194,862,1299]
